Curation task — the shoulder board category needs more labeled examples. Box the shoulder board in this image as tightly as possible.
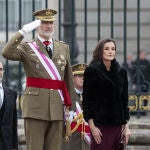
[59,41,66,44]
[55,39,67,44]
[25,40,35,44]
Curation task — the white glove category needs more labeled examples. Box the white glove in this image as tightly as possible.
[69,111,74,123]
[21,20,41,33]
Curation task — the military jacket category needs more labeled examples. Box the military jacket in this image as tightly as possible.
[2,32,76,121]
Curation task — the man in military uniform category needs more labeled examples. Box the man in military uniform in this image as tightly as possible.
[2,9,76,150]
[72,64,88,106]
[62,63,90,150]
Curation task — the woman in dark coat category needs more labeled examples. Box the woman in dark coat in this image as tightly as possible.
[82,38,131,150]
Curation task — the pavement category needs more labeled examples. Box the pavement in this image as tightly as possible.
[17,112,150,150]
[126,112,150,150]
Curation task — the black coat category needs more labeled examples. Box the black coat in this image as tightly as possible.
[82,59,130,126]
[0,87,18,150]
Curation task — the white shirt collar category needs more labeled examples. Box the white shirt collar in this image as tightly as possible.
[75,88,83,94]
[0,83,4,104]
[0,83,2,88]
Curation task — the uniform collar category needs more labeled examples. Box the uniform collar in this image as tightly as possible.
[38,35,53,44]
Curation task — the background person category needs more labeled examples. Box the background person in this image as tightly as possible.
[2,8,76,150]
[122,53,134,81]
[72,63,88,106]
[122,53,135,91]
[131,50,150,115]
[82,38,131,150]
[132,50,150,93]
[0,61,18,150]
[62,63,90,150]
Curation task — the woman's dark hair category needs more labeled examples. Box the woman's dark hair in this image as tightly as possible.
[89,38,116,64]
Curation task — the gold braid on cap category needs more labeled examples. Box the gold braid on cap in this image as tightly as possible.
[36,16,55,20]
[79,64,86,71]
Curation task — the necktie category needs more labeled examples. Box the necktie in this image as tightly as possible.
[43,41,52,58]
[78,93,83,101]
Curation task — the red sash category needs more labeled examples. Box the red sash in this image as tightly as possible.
[26,77,72,106]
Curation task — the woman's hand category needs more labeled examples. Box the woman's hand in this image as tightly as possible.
[88,119,102,144]
[122,124,131,144]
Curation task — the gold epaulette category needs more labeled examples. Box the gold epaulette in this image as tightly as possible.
[71,113,83,133]
[71,113,87,140]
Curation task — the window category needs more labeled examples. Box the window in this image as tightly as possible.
[0,0,43,30]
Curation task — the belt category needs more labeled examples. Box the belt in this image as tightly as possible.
[26,77,72,106]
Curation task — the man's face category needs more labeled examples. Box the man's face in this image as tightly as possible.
[0,63,4,82]
[37,21,55,39]
[73,74,84,90]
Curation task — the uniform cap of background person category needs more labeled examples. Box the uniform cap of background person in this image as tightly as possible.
[72,63,88,75]
[33,9,57,22]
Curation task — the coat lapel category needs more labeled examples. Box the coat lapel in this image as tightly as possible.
[96,62,116,87]
[3,87,9,108]
[35,38,49,58]
[52,40,60,59]
[35,38,60,60]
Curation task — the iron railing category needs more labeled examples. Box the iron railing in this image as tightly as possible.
[1,0,150,117]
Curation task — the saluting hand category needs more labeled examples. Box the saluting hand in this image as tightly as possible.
[21,20,41,33]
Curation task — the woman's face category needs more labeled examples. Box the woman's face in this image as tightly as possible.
[102,42,116,61]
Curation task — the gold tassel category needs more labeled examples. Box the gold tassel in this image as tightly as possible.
[65,107,72,141]
[65,119,72,141]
